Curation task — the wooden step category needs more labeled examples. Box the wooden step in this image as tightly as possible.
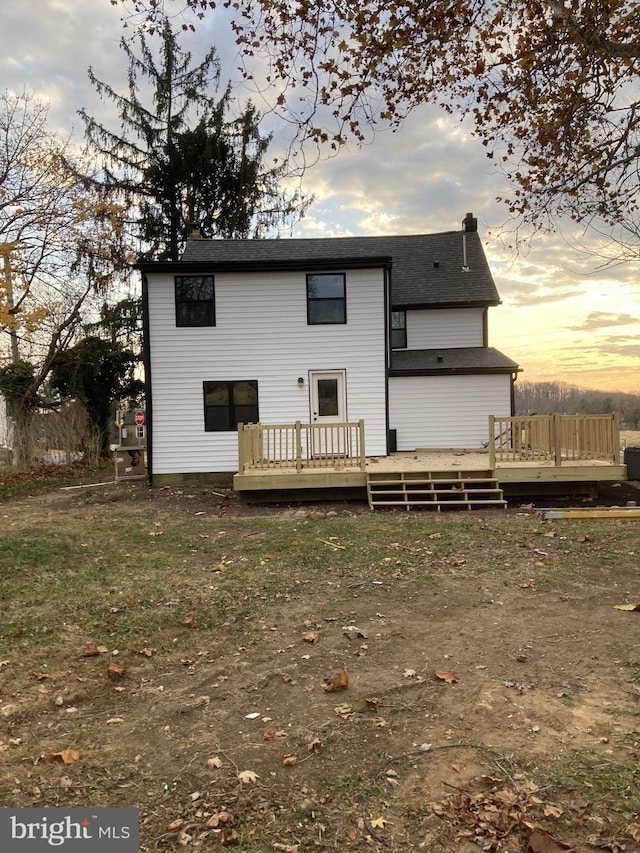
[366,470,506,511]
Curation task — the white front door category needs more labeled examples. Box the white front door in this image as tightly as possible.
[310,370,346,423]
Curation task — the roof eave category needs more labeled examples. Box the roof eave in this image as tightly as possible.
[135,256,393,274]
[389,365,521,377]
[392,299,501,310]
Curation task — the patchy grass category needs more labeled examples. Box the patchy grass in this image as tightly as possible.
[1,483,640,851]
[0,462,113,502]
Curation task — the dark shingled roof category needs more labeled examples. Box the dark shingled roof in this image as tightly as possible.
[390,347,520,375]
[172,230,501,308]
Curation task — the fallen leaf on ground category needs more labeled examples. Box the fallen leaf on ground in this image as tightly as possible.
[323,668,349,691]
[334,704,353,718]
[432,669,460,684]
[48,748,80,764]
[544,804,564,818]
[301,631,319,644]
[370,816,388,829]
[206,811,234,828]
[614,602,640,611]
[220,828,238,846]
[237,769,258,784]
[207,756,223,769]
[343,625,368,639]
[106,660,125,680]
[83,643,109,656]
[528,829,575,852]
[282,753,298,766]
[306,737,322,753]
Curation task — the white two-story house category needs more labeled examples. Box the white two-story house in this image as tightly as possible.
[139,214,520,486]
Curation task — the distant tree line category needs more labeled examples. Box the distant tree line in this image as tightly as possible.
[514,381,640,429]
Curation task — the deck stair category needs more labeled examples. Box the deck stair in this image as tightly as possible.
[366,469,507,511]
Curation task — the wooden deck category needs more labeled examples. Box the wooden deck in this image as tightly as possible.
[234,450,626,491]
[233,416,627,504]
[370,449,625,482]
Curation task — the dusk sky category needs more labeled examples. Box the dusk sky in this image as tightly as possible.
[2,0,639,393]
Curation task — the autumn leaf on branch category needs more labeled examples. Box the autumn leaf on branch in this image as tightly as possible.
[120,0,640,258]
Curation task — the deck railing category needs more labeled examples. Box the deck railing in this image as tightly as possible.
[238,420,366,473]
[489,414,621,467]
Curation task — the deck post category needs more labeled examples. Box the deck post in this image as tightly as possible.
[237,423,245,473]
[359,419,366,470]
[553,413,562,466]
[613,412,621,463]
[295,421,302,472]
[488,416,496,469]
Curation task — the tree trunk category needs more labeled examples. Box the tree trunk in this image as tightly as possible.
[11,401,35,470]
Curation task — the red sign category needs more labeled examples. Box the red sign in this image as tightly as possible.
[134,410,145,427]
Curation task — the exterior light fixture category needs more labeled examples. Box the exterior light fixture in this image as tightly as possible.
[297,377,305,387]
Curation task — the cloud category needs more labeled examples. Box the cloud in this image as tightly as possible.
[568,311,638,332]
[1,0,637,393]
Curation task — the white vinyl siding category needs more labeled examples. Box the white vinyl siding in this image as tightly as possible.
[405,307,483,350]
[147,268,387,473]
[389,374,511,450]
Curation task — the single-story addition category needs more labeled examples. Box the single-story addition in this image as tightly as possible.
[138,213,521,489]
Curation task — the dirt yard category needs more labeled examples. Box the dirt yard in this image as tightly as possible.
[1,479,639,852]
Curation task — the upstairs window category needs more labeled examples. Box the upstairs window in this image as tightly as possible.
[175,275,215,327]
[203,380,258,431]
[307,273,346,324]
[391,311,407,349]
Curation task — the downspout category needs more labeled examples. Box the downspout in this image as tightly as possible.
[384,262,391,455]
[141,272,153,485]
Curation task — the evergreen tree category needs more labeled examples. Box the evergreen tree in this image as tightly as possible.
[80,23,309,260]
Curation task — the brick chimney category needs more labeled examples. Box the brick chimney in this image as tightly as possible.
[463,212,477,232]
